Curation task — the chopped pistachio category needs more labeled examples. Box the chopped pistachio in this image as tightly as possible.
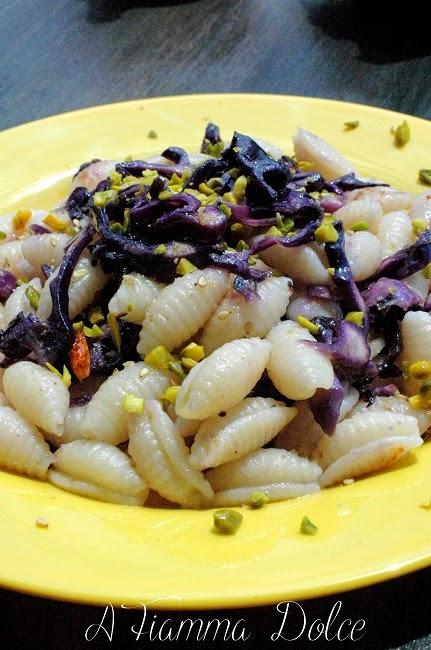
[314,223,338,244]
[297,160,314,171]
[233,175,248,200]
[230,221,242,232]
[72,321,84,331]
[236,240,249,252]
[393,120,410,147]
[107,313,121,353]
[154,244,167,255]
[217,309,232,321]
[127,303,134,313]
[12,209,32,229]
[16,277,29,286]
[344,120,359,130]
[266,225,283,237]
[351,220,369,232]
[207,141,224,158]
[248,254,258,265]
[300,516,318,535]
[419,169,431,186]
[206,177,222,189]
[168,359,187,381]
[43,214,68,232]
[419,500,431,510]
[0,231,7,240]
[181,342,205,362]
[222,191,237,204]
[83,324,104,338]
[176,258,197,275]
[423,263,431,280]
[109,170,123,187]
[309,191,320,200]
[213,509,243,534]
[198,182,214,197]
[408,360,431,381]
[408,394,429,410]
[158,189,173,201]
[419,381,431,399]
[66,226,78,236]
[181,357,198,370]
[25,285,40,310]
[45,362,63,379]
[297,315,320,335]
[89,308,105,325]
[345,311,365,326]
[93,190,117,208]
[249,491,269,508]
[162,385,180,404]
[62,365,72,388]
[144,345,174,370]
[147,130,158,139]
[412,219,428,236]
[123,394,145,414]
[276,214,294,235]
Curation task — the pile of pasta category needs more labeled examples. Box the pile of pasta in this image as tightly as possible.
[0,126,430,509]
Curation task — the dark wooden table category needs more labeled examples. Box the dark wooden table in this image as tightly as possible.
[1,1,431,647]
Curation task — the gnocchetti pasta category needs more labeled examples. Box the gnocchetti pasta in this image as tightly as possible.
[0,122,430,511]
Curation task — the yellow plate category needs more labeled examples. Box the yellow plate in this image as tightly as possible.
[1,94,431,609]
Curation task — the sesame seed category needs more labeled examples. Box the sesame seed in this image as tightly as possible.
[217,310,232,321]
[139,368,149,378]
[198,276,207,287]
[342,478,354,485]
[36,517,49,528]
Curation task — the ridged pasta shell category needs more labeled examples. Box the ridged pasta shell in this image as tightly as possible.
[3,361,69,437]
[81,362,172,445]
[48,470,146,505]
[175,337,272,420]
[266,320,334,400]
[199,276,292,354]
[319,436,422,487]
[137,268,229,356]
[293,128,356,180]
[128,400,213,508]
[0,405,54,479]
[190,397,297,470]
[108,273,161,325]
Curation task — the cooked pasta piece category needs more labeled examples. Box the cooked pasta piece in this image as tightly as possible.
[175,337,272,420]
[338,386,360,421]
[293,128,356,180]
[0,303,5,330]
[374,211,414,258]
[259,242,330,285]
[48,470,146,505]
[174,416,202,438]
[137,268,229,356]
[0,209,56,243]
[286,292,342,322]
[190,398,297,470]
[71,159,117,191]
[344,231,382,281]
[333,200,382,231]
[404,271,430,301]
[42,405,87,448]
[3,278,42,328]
[37,254,108,320]
[3,361,69,437]
[0,392,10,407]
[50,440,148,505]
[200,276,292,354]
[266,320,334,400]
[21,233,72,275]
[319,435,422,487]
[348,395,431,435]
[311,410,421,469]
[0,405,54,479]
[108,273,161,324]
[409,190,431,224]
[128,399,213,508]
[346,187,413,213]
[207,448,321,506]
[401,310,431,366]
[0,240,35,279]
[80,362,173,444]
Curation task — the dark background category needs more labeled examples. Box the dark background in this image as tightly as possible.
[1,0,431,648]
